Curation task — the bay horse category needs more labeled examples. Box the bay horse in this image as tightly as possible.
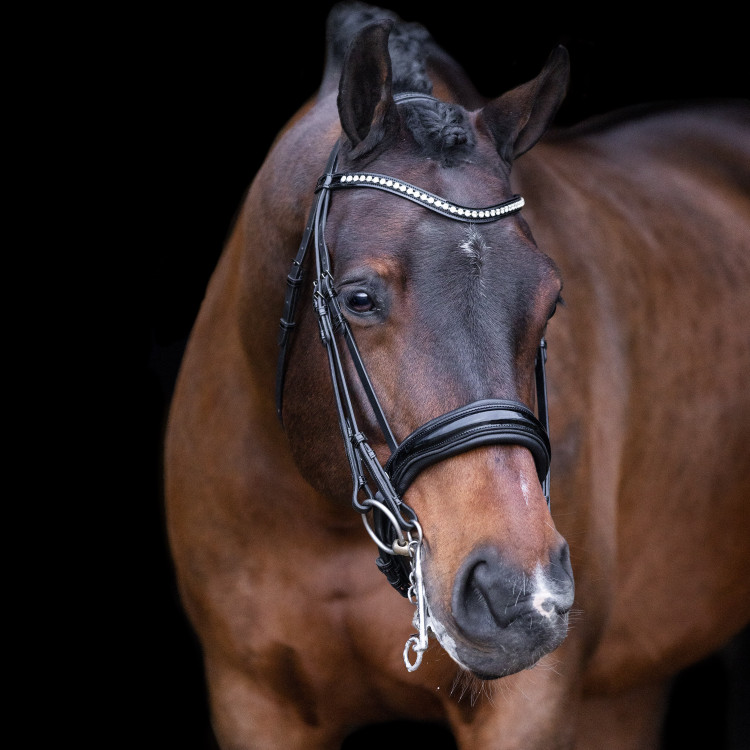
[164,3,750,748]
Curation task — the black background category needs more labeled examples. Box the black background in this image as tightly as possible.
[139,2,748,747]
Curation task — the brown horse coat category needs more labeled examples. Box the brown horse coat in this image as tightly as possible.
[165,5,750,748]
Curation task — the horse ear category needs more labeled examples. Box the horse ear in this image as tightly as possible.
[337,20,399,159]
[479,46,570,162]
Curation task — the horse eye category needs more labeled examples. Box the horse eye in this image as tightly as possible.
[549,294,565,320]
[345,290,376,313]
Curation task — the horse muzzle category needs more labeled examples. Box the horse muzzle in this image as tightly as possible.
[378,399,572,678]
[427,540,575,678]
[375,398,552,597]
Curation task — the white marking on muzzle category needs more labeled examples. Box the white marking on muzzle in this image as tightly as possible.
[423,592,473,671]
[531,565,556,619]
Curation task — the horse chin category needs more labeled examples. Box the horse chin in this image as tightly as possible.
[426,597,569,679]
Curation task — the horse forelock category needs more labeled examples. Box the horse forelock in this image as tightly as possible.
[386,18,478,163]
[399,100,475,165]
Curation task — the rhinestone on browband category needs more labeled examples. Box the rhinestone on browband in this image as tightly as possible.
[320,171,525,224]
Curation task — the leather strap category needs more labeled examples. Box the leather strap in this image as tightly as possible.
[276,145,341,420]
[386,399,551,496]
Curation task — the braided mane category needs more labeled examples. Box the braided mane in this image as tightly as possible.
[325,1,473,162]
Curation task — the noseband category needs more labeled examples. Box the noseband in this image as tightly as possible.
[276,94,552,670]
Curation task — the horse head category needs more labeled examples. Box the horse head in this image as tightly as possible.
[279,19,574,679]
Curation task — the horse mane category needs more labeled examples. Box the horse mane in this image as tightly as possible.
[323,1,474,164]
[324,2,432,94]
[543,99,748,149]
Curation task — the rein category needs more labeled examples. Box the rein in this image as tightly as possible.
[276,95,552,670]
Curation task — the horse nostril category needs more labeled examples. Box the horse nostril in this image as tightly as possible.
[453,550,526,631]
[550,540,574,597]
[452,543,575,640]
[470,559,521,628]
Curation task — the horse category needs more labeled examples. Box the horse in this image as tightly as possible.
[164,3,750,747]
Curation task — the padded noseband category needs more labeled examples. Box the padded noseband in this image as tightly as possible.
[386,399,550,496]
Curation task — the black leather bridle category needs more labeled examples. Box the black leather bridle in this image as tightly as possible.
[276,96,551,602]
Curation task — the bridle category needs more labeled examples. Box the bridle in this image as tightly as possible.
[275,94,552,671]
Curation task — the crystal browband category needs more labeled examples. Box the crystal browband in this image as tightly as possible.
[317,171,525,223]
